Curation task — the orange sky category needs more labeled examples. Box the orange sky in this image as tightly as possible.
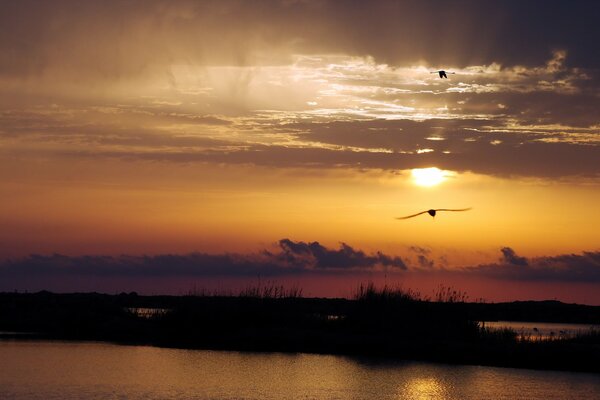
[2,156,598,258]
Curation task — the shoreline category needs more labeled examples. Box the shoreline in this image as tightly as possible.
[1,291,599,373]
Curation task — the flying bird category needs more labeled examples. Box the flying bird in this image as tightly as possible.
[396,208,472,220]
[431,70,455,79]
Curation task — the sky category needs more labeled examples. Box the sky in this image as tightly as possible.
[1,0,599,303]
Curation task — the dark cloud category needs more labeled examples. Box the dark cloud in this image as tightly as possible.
[409,246,435,268]
[3,103,597,178]
[0,104,236,150]
[1,0,598,82]
[416,255,435,269]
[59,132,598,179]
[500,247,528,266]
[0,1,598,181]
[0,239,406,287]
[274,238,406,270]
[0,253,275,279]
[2,244,598,293]
[465,249,600,282]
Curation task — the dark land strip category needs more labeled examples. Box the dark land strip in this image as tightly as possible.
[1,289,599,372]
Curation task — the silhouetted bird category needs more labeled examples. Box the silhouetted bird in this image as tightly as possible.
[431,70,455,79]
[396,208,472,219]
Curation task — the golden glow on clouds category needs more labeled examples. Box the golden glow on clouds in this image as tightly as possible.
[158,54,575,123]
[2,53,595,160]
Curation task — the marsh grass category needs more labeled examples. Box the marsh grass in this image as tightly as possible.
[433,284,469,303]
[238,281,303,299]
[353,282,421,303]
[186,281,303,299]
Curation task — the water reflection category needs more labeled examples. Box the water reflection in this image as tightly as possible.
[1,341,599,400]
[402,377,446,399]
[126,307,169,318]
[483,321,600,341]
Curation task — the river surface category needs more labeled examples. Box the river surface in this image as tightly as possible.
[1,340,599,400]
[483,321,599,340]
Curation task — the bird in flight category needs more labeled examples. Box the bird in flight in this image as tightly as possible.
[396,208,472,219]
[431,70,455,79]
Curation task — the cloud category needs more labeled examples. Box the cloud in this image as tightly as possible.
[1,0,598,84]
[56,135,598,179]
[274,238,406,270]
[465,248,600,282]
[1,49,597,180]
[1,243,599,294]
[0,239,406,285]
[409,246,435,268]
[500,247,528,266]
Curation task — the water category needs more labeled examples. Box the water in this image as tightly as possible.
[126,307,170,318]
[483,321,599,340]
[1,340,599,399]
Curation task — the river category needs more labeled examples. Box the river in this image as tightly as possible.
[482,321,599,340]
[1,340,598,399]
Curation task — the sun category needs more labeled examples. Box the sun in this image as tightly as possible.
[411,167,447,187]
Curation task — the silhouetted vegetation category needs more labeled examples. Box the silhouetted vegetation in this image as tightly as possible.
[1,287,599,372]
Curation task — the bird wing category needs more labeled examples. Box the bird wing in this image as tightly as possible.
[435,208,472,212]
[396,210,430,219]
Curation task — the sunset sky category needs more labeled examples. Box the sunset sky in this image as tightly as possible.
[1,0,599,303]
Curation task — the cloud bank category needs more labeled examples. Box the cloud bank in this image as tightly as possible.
[1,1,598,179]
[466,247,600,282]
[1,243,598,290]
[1,52,597,179]
[1,0,599,80]
[0,239,406,282]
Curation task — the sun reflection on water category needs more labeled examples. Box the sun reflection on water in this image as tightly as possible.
[401,377,447,399]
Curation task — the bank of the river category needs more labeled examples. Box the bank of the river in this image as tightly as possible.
[1,291,599,373]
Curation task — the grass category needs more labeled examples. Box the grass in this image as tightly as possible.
[186,281,303,299]
[354,282,421,303]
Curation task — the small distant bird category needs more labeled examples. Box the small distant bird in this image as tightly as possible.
[396,208,472,220]
[431,70,455,79]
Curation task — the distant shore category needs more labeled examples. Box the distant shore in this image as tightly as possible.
[1,289,599,372]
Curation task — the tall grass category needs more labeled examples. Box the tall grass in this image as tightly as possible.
[186,281,303,299]
[433,284,469,303]
[238,281,303,299]
[353,282,421,303]
[353,282,473,304]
